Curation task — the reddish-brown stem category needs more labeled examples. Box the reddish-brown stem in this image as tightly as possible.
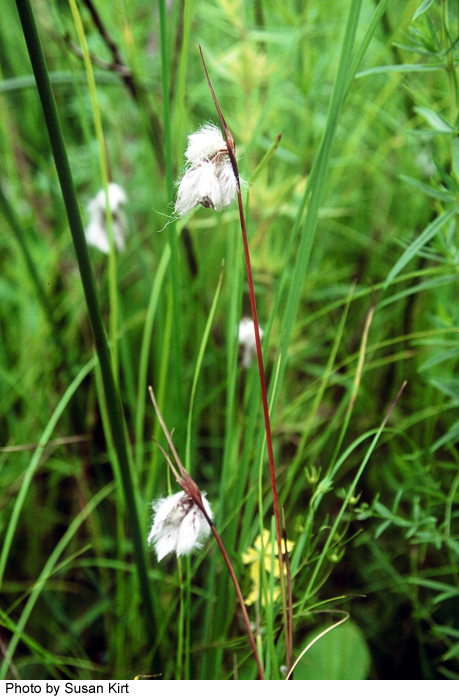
[149,386,264,679]
[198,45,284,567]
[236,187,289,653]
[210,525,264,680]
[282,505,293,675]
[236,189,284,562]
[198,44,289,664]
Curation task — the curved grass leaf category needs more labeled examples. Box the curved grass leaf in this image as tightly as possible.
[384,208,459,288]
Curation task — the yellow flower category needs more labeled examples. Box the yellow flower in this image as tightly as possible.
[242,529,294,606]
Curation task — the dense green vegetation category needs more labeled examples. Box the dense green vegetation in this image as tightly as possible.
[1,0,459,680]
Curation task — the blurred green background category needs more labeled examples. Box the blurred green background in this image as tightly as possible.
[1,0,459,680]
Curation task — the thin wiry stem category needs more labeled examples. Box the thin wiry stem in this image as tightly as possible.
[282,506,293,674]
[148,387,264,680]
[210,525,264,681]
[198,46,290,667]
[15,0,158,665]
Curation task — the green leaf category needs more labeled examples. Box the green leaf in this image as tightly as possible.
[413,0,437,21]
[407,577,458,594]
[430,417,459,453]
[415,107,454,133]
[357,63,444,78]
[399,175,455,203]
[385,208,458,288]
[433,625,459,641]
[452,138,459,178]
[294,620,371,680]
[442,642,459,661]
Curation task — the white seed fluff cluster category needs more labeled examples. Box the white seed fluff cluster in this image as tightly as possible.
[238,316,264,368]
[174,124,239,216]
[85,182,128,254]
[148,491,213,561]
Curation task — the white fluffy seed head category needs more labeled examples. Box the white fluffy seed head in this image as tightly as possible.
[215,159,238,210]
[185,124,227,164]
[238,317,264,368]
[174,124,240,217]
[85,183,128,254]
[87,183,127,217]
[148,491,213,562]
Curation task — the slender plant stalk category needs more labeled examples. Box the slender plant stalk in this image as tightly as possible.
[135,242,171,474]
[148,387,264,680]
[198,46,289,666]
[185,262,224,471]
[158,0,184,434]
[210,524,264,680]
[68,0,120,380]
[267,0,364,414]
[302,381,407,608]
[282,506,293,674]
[174,0,194,167]
[327,294,375,478]
[15,0,158,661]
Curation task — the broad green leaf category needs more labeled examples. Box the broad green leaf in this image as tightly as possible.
[294,620,371,680]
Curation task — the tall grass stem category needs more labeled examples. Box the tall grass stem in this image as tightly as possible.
[15,0,158,657]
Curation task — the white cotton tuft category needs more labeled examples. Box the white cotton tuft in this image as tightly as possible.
[215,159,238,210]
[85,183,128,254]
[148,491,213,562]
[185,124,227,164]
[238,316,264,368]
[174,123,241,217]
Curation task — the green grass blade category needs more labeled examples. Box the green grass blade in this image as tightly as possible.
[0,356,97,590]
[185,263,224,471]
[15,0,158,658]
[0,481,115,678]
[385,207,459,288]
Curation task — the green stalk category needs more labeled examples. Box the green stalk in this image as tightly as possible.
[15,0,158,661]
[158,0,184,433]
[185,263,224,471]
[135,242,171,474]
[174,0,194,168]
[176,558,185,679]
[270,0,364,410]
[68,0,119,380]
[302,382,407,608]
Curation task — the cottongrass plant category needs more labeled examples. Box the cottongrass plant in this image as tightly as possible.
[148,490,213,561]
[148,387,264,680]
[197,47,293,669]
[164,49,293,675]
[238,316,264,368]
[174,124,239,215]
[85,182,128,254]
[9,0,424,680]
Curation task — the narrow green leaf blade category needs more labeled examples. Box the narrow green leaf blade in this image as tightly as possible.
[385,208,458,288]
